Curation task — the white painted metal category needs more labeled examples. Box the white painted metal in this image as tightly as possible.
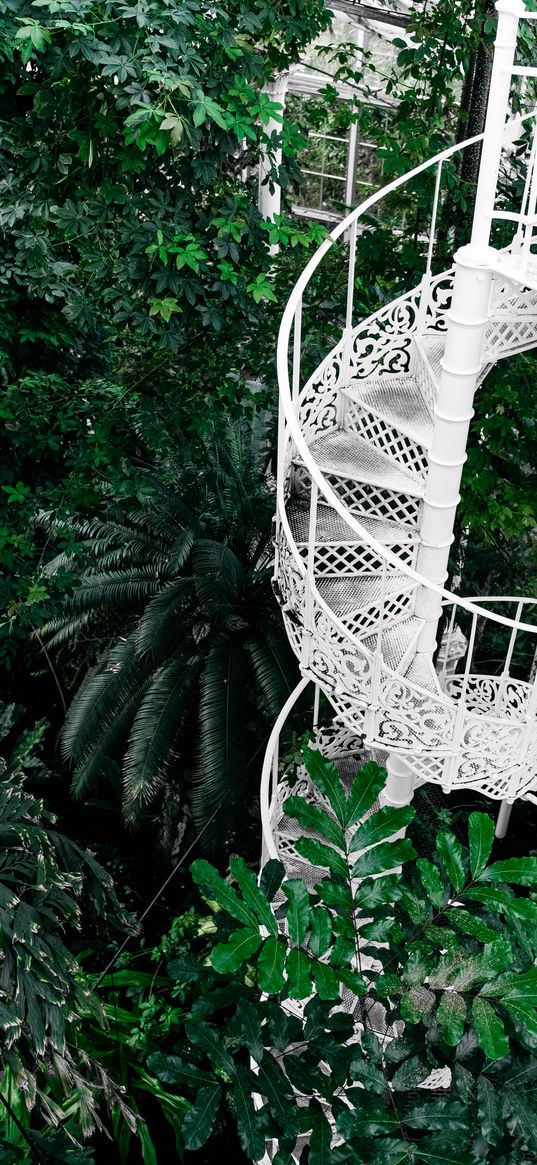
[262,0,537,863]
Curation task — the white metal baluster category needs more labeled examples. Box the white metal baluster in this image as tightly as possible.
[495,600,523,712]
[416,159,443,335]
[447,612,478,792]
[339,219,358,416]
[441,602,457,685]
[313,683,320,732]
[292,295,302,408]
[301,479,318,670]
[367,558,387,742]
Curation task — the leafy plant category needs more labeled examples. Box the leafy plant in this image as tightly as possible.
[145,745,537,1163]
[40,417,297,846]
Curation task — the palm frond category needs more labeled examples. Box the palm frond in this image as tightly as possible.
[192,639,248,838]
[49,568,166,619]
[37,611,96,651]
[62,640,154,766]
[192,540,242,615]
[134,578,194,659]
[243,631,297,718]
[122,653,201,813]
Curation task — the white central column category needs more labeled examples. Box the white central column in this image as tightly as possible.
[258,74,288,239]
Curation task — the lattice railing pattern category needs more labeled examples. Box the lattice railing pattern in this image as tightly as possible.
[345,402,430,475]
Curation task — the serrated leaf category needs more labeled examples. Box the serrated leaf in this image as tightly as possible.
[283,795,346,850]
[448,908,497,943]
[477,1075,502,1145]
[283,879,311,945]
[229,856,278,937]
[416,858,447,909]
[436,831,466,893]
[468,813,494,879]
[479,857,537,886]
[257,936,286,993]
[191,859,257,928]
[353,838,415,879]
[350,805,415,852]
[302,745,348,826]
[345,761,388,829]
[236,998,264,1063]
[436,991,466,1046]
[312,961,340,1000]
[294,836,348,879]
[182,1084,221,1150]
[471,998,509,1060]
[185,1019,236,1077]
[286,948,312,999]
[234,1065,266,1160]
[309,906,332,958]
[400,988,435,1023]
[211,927,262,974]
[391,1056,430,1091]
[259,858,285,902]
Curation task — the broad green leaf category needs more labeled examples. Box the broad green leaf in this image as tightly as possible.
[369,1139,415,1164]
[436,831,466,893]
[352,838,416,879]
[453,1064,474,1104]
[329,934,354,968]
[309,906,332,957]
[350,1056,386,1093]
[191,860,257,928]
[236,998,264,1063]
[357,874,403,909]
[286,948,312,999]
[317,880,352,912]
[479,857,537,886]
[448,908,497,943]
[503,998,537,1035]
[336,1093,399,1138]
[337,968,367,996]
[401,887,431,926]
[477,1075,503,1145]
[182,1084,221,1150]
[471,998,509,1060]
[283,879,311,945]
[402,945,433,987]
[416,858,447,909]
[391,1056,430,1091]
[167,954,214,980]
[294,837,348,879]
[255,1056,299,1135]
[230,856,278,936]
[465,886,537,929]
[502,967,537,1005]
[415,1137,469,1163]
[302,745,348,826]
[283,795,346,850]
[257,937,286,993]
[345,761,388,828]
[309,1100,333,1165]
[404,1099,470,1132]
[400,988,435,1023]
[185,1019,236,1077]
[147,1052,215,1088]
[211,927,262,974]
[259,858,285,902]
[312,961,340,1000]
[507,1089,537,1150]
[436,991,466,1046]
[468,813,494,879]
[361,916,399,943]
[234,1065,267,1160]
[349,805,415,852]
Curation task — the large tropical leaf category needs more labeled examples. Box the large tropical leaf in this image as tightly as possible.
[192,638,248,835]
[123,653,202,811]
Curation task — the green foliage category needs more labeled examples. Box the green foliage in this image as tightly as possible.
[40,417,297,845]
[135,745,537,1163]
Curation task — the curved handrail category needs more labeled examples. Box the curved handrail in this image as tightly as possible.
[260,675,310,859]
[276,111,537,638]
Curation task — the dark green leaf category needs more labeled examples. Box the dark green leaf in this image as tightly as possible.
[477,1075,503,1145]
[257,937,286,994]
[312,961,340,1000]
[229,857,278,936]
[182,1084,221,1150]
[191,859,257,928]
[404,1099,470,1132]
[508,1088,537,1150]
[255,1057,299,1135]
[259,859,285,902]
[286,948,312,1000]
[448,908,497,943]
[350,805,415,852]
[391,1056,430,1091]
[416,858,447,909]
[185,1019,236,1077]
[294,837,348,879]
[147,1053,216,1088]
[436,831,466,893]
[345,761,388,829]
[471,998,509,1060]
[400,988,435,1023]
[468,813,494,879]
[236,999,264,1063]
[302,745,348,826]
[503,998,537,1035]
[350,1057,386,1093]
[283,879,311,945]
[309,1100,333,1165]
[309,906,332,957]
[352,839,415,879]
[234,1065,267,1160]
[211,927,262,974]
[436,992,466,1046]
[479,858,537,886]
[283,795,346,850]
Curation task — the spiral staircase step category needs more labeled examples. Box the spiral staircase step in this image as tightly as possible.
[342,375,433,448]
[403,653,443,696]
[317,572,417,619]
[362,616,423,673]
[286,498,419,547]
[419,333,445,384]
[300,432,425,496]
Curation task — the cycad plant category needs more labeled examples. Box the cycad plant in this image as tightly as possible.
[41,418,296,848]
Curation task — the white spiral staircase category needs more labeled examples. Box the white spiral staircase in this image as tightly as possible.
[261,0,537,870]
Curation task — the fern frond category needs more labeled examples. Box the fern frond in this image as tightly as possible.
[244,631,297,718]
[134,578,194,658]
[192,639,247,837]
[122,653,201,811]
[192,540,242,615]
[62,640,154,766]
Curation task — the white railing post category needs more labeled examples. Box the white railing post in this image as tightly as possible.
[301,480,318,669]
[417,161,444,336]
[292,296,302,408]
[339,219,358,422]
[495,599,523,711]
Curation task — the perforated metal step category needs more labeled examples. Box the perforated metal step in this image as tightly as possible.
[363,616,423,673]
[299,432,425,497]
[286,499,419,547]
[342,376,433,448]
[421,334,445,383]
[404,653,443,696]
[317,573,417,618]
